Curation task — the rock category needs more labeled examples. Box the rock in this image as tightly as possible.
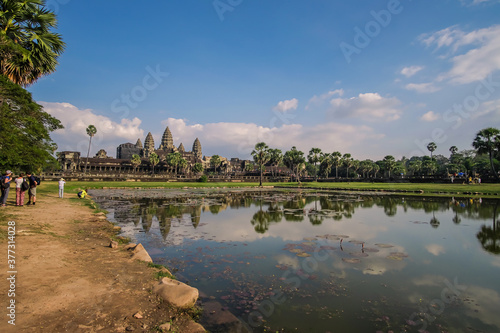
[133,312,143,319]
[124,243,137,250]
[154,277,199,308]
[159,323,171,331]
[182,321,206,333]
[125,326,135,331]
[200,301,250,333]
[128,243,153,262]
[109,241,119,249]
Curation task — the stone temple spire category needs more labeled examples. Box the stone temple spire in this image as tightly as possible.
[159,126,174,150]
[135,138,143,149]
[178,143,185,152]
[143,132,155,158]
[192,138,202,161]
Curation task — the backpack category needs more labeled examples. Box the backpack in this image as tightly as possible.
[21,179,30,191]
[1,176,9,189]
[34,176,41,185]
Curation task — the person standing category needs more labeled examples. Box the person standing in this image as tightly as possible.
[58,178,66,198]
[0,170,13,207]
[26,172,37,206]
[14,173,26,206]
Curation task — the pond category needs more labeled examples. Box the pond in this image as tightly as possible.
[91,189,500,333]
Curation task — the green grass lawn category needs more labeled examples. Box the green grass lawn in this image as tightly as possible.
[35,180,500,198]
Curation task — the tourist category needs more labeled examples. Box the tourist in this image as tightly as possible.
[77,189,87,199]
[14,173,27,206]
[0,170,13,207]
[26,172,37,205]
[58,178,66,198]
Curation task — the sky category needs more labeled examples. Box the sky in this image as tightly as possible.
[28,0,500,160]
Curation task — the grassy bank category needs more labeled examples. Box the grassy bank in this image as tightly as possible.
[33,180,500,198]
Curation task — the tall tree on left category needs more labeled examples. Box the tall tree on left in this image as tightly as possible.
[0,0,65,86]
[84,125,96,174]
[0,75,63,171]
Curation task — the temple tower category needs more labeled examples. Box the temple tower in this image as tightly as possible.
[192,138,202,161]
[135,138,143,149]
[178,143,185,153]
[143,132,155,158]
[159,126,174,150]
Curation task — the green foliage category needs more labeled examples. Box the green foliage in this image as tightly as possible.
[0,0,65,86]
[198,175,208,183]
[0,75,63,172]
[192,162,203,174]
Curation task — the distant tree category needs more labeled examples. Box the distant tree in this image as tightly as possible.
[342,153,354,178]
[252,142,270,186]
[268,148,283,177]
[192,162,204,175]
[449,146,458,156]
[408,160,422,176]
[383,155,396,178]
[308,147,322,181]
[131,154,141,173]
[210,155,221,174]
[319,153,333,178]
[360,160,374,178]
[283,146,305,183]
[149,152,159,174]
[472,127,500,180]
[166,152,182,175]
[331,151,342,178]
[245,163,255,173]
[178,158,188,174]
[372,163,380,178]
[422,157,438,175]
[427,142,437,159]
[84,125,97,174]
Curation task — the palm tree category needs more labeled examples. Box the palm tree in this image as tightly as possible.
[251,142,270,186]
[0,0,65,86]
[331,151,342,178]
[192,162,203,175]
[383,155,396,178]
[149,152,159,174]
[131,154,141,173]
[166,152,182,175]
[269,148,283,177]
[84,125,97,174]
[427,142,437,159]
[210,155,221,174]
[283,146,305,184]
[308,147,322,181]
[449,146,458,156]
[178,158,188,175]
[408,160,422,176]
[342,153,353,178]
[472,127,500,180]
[320,153,333,178]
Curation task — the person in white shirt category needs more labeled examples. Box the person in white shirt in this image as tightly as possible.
[58,178,66,198]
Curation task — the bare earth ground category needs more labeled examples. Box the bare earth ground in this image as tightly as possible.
[0,191,204,333]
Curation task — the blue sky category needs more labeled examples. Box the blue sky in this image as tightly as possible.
[29,0,500,160]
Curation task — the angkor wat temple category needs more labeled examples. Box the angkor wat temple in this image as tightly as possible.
[57,127,204,174]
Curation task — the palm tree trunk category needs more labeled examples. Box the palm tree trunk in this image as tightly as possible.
[259,164,263,186]
[490,151,499,180]
[85,136,92,174]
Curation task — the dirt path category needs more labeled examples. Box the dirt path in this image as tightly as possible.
[0,191,204,333]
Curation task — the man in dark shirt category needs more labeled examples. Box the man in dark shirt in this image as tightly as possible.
[26,172,37,205]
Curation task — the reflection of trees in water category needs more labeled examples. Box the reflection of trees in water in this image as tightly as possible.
[476,203,500,255]
[430,212,440,228]
[250,199,283,233]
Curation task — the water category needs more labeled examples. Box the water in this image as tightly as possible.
[92,189,500,333]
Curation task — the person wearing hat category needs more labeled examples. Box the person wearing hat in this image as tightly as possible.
[58,178,66,198]
[0,170,13,207]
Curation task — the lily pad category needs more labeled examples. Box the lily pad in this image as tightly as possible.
[375,243,394,248]
[297,252,311,257]
[386,255,404,261]
[342,258,361,263]
[350,252,369,257]
[362,247,380,253]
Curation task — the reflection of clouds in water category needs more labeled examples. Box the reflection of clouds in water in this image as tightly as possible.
[491,257,500,268]
[411,274,447,287]
[463,286,500,329]
[274,254,300,270]
[425,244,446,256]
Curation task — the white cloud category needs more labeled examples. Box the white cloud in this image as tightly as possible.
[424,244,445,255]
[162,118,384,158]
[420,25,500,84]
[405,82,441,93]
[273,98,299,112]
[401,66,424,77]
[420,111,441,122]
[41,102,144,157]
[306,89,345,110]
[328,93,403,121]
